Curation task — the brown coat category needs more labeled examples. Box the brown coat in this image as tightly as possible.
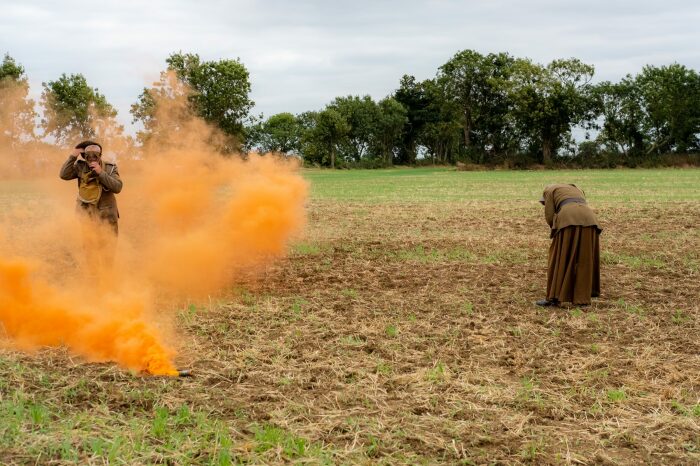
[542,184,600,238]
[59,155,122,225]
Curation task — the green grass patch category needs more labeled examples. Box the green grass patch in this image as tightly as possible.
[516,377,544,407]
[461,301,474,316]
[0,399,240,464]
[388,245,474,263]
[375,361,392,375]
[425,362,448,383]
[340,288,358,299]
[342,335,365,346]
[289,297,309,319]
[303,167,700,203]
[671,400,700,417]
[602,251,666,269]
[0,394,336,465]
[385,324,398,338]
[252,423,330,461]
[616,298,645,317]
[607,389,627,402]
[291,241,324,256]
[671,309,691,325]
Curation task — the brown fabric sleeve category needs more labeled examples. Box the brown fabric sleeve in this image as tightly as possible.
[544,191,555,228]
[98,164,123,193]
[59,155,78,180]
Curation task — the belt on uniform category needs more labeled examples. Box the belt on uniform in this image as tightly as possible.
[556,197,586,212]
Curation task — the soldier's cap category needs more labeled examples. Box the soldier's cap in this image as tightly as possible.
[84,145,102,156]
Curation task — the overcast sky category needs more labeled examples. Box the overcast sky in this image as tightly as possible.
[2,0,699,133]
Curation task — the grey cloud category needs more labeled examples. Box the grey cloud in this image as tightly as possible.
[1,0,698,132]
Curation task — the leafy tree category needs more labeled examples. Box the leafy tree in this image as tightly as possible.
[130,70,200,150]
[419,78,462,163]
[0,54,37,148]
[594,65,700,159]
[593,78,647,158]
[297,111,323,165]
[303,109,349,168]
[506,58,596,164]
[374,97,407,164]
[167,52,253,140]
[130,78,165,146]
[255,112,302,154]
[0,54,24,81]
[438,50,482,149]
[393,75,432,164]
[40,73,120,145]
[437,51,517,162]
[131,52,253,150]
[473,53,519,161]
[328,95,380,162]
[636,64,700,154]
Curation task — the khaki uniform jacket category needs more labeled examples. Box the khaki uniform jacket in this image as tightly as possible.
[542,184,601,238]
[59,155,122,224]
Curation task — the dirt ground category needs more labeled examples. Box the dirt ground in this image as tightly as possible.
[1,170,699,464]
[199,199,699,464]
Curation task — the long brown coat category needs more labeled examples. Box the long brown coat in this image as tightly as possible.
[59,155,122,229]
[542,184,601,305]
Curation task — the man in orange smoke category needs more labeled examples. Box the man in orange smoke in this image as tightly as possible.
[536,184,602,307]
[60,140,122,272]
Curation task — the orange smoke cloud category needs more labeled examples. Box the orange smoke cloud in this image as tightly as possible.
[137,152,307,296]
[0,258,177,375]
[0,74,307,375]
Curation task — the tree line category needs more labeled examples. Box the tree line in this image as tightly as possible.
[1,50,699,168]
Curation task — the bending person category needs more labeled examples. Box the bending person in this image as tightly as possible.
[536,184,601,307]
